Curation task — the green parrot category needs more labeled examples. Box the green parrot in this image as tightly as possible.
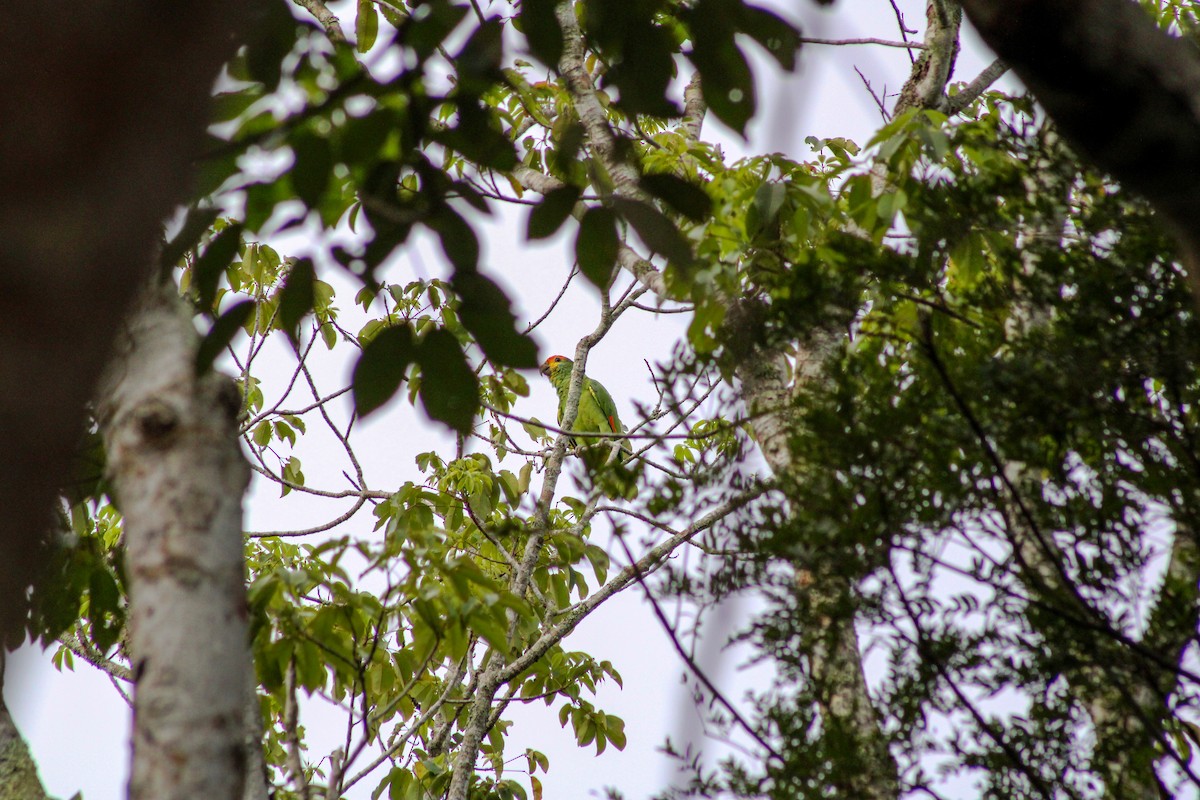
[540,354,633,462]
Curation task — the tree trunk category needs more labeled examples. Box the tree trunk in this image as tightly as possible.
[242,664,271,800]
[0,1,248,641]
[98,279,251,800]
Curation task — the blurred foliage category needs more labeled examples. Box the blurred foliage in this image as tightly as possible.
[25,1,1200,799]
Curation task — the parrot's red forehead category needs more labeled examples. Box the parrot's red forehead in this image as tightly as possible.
[539,354,571,376]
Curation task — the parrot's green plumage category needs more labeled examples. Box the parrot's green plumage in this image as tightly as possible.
[540,355,633,462]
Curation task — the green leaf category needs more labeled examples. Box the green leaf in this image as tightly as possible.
[468,611,510,656]
[242,179,296,233]
[278,258,316,342]
[686,0,755,135]
[550,121,586,176]
[736,5,801,70]
[416,329,480,433]
[291,130,333,209]
[193,138,241,198]
[455,18,505,91]
[211,85,264,123]
[612,197,693,265]
[606,715,627,750]
[252,422,272,447]
[244,1,298,90]
[639,174,712,222]
[390,767,424,800]
[603,25,680,118]
[89,569,120,616]
[747,183,787,236]
[582,0,679,117]
[192,223,243,312]
[451,271,539,368]
[875,189,907,229]
[341,108,396,167]
[162,207,221,269]
[522,420,548,442]
[428,205,480,271]
[352,324,416,418]
[357,0,379,52]
[196,300,255,375]
[527,186,582,239]
[519,0,564,67]
[397,0,469,61]
[576,207,620,289]
[436,98,519,171]
[499,470,521,504]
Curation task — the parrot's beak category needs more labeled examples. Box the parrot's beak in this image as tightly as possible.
[539,362,550,376]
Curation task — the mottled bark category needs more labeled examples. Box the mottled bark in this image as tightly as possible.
[0,2,248,640]
[242,665,271,800]
[895,0,962,114]
[98,281,251,800]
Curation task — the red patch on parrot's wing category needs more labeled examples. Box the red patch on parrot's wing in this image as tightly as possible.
[606,415,617,432]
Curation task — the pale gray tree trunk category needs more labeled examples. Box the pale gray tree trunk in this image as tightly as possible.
[242,666,271,800]
[721,8,973,797]
[98,279,251,800]
[729,309,902,800]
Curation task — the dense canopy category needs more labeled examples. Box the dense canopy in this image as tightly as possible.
[6,2,1200,800]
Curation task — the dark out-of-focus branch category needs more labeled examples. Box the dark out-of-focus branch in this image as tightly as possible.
[0,2,250,641]
[959,0,1200,302]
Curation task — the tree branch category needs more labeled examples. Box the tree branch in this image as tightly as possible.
[291,0,348,44]
[499,494,751,683]
[802,36,927,49]
[943,57,1009,115]
[682,72,707,142]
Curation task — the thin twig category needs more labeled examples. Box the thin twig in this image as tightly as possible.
[855,66,890,122]
[525,266,578,334]
[888,0,918,64]
[247,496,369,538]
[610,531,782,763]
[246,460,390,500]
[802,36,925,49]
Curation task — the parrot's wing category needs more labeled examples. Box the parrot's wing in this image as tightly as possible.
[585,378,624,433]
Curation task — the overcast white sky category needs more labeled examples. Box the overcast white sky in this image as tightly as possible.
[5,3,1011,799]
